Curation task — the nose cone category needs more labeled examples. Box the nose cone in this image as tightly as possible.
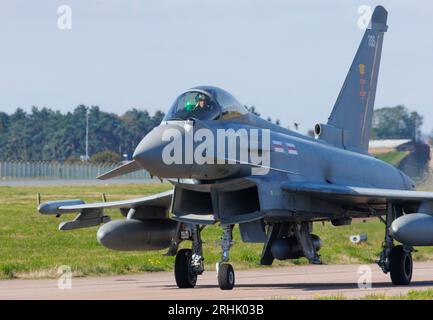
[133,123,192,178]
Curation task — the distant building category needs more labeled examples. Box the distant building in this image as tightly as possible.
[369,139,413,154]
[369,139,431,180]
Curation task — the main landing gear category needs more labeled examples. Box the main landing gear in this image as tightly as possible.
[174,224,204,288]
[377,203,413,285]
[173,223,236,290]
[175,248,197,288]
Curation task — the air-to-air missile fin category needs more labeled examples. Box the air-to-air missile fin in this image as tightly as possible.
[260,223,279,265]
[295,222,321,264]
[96,160,142,180]
[327,5,388,153]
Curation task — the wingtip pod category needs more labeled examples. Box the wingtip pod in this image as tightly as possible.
[38,199,85,215]
[371,5,388,32]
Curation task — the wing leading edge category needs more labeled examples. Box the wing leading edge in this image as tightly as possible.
[281,181,433,204]
[38,189,174,231]
[38,189,173,215]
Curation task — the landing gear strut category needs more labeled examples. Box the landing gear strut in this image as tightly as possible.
[217,224,235,290]
[377,203,413,285]
[174,224,204,288]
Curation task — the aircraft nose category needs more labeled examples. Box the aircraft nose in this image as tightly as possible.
[133,124,192,178]
[133,126,165,167]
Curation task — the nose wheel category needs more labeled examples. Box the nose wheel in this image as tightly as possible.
[216,224,235,290]
[217,263,235,290]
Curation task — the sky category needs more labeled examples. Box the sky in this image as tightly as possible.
[0,1,432,134]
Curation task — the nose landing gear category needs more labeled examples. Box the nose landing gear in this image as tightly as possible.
[216,224,235,290]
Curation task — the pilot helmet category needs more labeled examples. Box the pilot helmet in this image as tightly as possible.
[196,94,206,102]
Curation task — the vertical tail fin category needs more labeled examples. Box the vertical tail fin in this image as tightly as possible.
[327,6,388,152]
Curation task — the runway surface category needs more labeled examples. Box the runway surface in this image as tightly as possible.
[0,178,160,186]
[3,261,433,299]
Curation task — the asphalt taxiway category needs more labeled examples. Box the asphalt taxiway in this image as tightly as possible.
[2,262,433,299]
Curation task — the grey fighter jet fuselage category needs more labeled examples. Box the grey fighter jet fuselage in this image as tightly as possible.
[131,105,413,227]
[39,6,433,290]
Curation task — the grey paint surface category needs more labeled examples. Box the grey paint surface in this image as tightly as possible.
[97,219,177,251]
[328,6,388,152]
[391,213,433,246]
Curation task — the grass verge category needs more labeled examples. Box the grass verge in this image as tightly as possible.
[2,183,433,279]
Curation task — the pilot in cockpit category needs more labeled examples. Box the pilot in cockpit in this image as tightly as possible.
[195,94,207,109]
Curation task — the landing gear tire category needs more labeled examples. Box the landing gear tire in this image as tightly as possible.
[175,249,197,288]
[390,245,412,285]
[218,263,235,290]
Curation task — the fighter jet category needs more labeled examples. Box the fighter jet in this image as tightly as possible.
[38,6,432,290]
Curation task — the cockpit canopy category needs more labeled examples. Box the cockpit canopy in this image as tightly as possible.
[163,86,247,121]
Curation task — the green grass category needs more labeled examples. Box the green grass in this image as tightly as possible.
[373,151,410,166]
[2,184,433,280]
[271,289,433,300]
[315,289,433,300]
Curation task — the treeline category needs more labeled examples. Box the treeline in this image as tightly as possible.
[371,105,423,140]
[0,104,425,162]
[0,105,164,161]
